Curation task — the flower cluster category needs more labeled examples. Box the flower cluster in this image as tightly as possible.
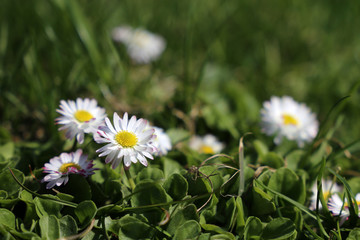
[43,98,172,189]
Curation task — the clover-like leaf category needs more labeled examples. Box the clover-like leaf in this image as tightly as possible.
[163,173,188,200]
[74,200,97,229]
[173,220,201,240]
[261,218,297,240]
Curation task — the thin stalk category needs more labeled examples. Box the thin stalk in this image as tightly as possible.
[125,168,136,191]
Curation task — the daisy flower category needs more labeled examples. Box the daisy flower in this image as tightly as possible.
[112,26,166,64]
[260,96,319,147]
[42,149,96,189]
[151,127,172,156]
[56,98,107,144]
[328,193,360,225]
[95,112,157,169]
[309,179,342,210]
[189,134,225,154]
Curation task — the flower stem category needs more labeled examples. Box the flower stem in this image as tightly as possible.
[125,168,136,191]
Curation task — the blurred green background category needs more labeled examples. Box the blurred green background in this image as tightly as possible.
[1,0,360,150]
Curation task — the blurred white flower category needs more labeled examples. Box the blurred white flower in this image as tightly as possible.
[328,193,360,225]
[309,179,342,210]
[95,112,157,169]
[42,149,96,189]
[151,127,172,156]
[260,96,319,147]
[189,134,225,154]
[112,26,166,64]
[56,98,107,144]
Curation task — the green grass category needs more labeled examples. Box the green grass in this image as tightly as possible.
[1,1,360,238]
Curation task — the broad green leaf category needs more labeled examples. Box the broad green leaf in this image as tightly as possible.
[199,165,224,191]
[0,190,7,199]
[167,204,199,235]
[34,195,63,218]
[244,216,263,240]
[185,173,212,208]
[348,177,360,194]
[198,233,211,240]
[162,157,183,177]
[0,168,25,196]
[56,192,74,202]
[210,233,235,240]
[60,174,92,202]
[59,215,78,237]
[118,215,154,239]
[135,167,164,183]
[280,207,303,231]
[260,152,284,169]
[267,168,306,204]
[74,200,97,229]
[0,142,14,160]
[251,185,276,216]
[261,218,297,240]
[131,180,168,223]
[39,215,60,240]
[347,228,360,240]
[0,224,16,240]
[0,208,15,229]
[163,173,188,200]
[285,150,305,171]
[173,220,201,240]
[253,140,269,159]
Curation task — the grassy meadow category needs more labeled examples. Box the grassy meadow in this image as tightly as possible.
[1,0,360,239]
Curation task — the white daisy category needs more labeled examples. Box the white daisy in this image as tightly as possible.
[328,193,360,225]
[151,127,172,156]
[95,112,157,169]
[42,149,96,189]
[56,98,107,144]
[189,134,225,154]
[309,179,342,210]
[260,96,319,147]
[112,26,166,64]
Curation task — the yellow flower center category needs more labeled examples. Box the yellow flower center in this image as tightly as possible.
[74,110,93,122]
[115,131,138,148]
[200,145,215,154]
[282,114,298,126]
[59,163,81,173]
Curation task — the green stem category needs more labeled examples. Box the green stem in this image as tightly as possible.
[125,168,136,191]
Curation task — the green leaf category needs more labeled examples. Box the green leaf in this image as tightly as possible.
[135,167,164,183]
[163,173,188,200]
[74,200,97,229]
[39,215,60,240]
[261,218,297,240]
[131,180,169,223]
[167,204,199,235]
[260,152,284,169]
[162,157,183,177]
[347,228,360,240]
[0,142,15,160]
[34,195,63,218]
[199,165,224,191]
[60,174,92,203]
[244,216,263,240]
[0,168,25,197]
[173,220,201,240]
[251,185,276,216]
[59,215,78,238]
[267,168,306,204]
[118,215,154,239]
[0,208,15,229]
[166,128,191,145]
[210,233,236,240]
